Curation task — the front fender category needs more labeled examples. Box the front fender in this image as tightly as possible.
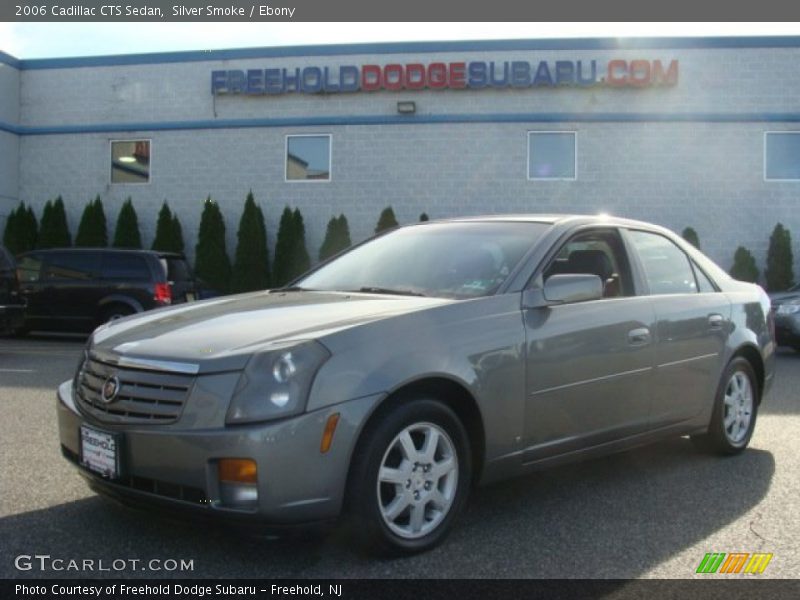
[309,295,526,466]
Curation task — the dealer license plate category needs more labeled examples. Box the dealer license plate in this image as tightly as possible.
[80,425,119,479]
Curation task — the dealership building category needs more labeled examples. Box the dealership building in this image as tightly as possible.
[1,36,799,271]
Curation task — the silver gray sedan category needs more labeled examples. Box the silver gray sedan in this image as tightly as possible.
[57,215,775,555]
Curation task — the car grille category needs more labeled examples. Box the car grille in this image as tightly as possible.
[76,354,193,425]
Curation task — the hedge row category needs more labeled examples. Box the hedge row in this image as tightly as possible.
[2,196,411,294]
[684,224,795,291]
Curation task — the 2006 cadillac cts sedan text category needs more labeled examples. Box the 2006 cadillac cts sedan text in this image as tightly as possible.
[57,215,775,554]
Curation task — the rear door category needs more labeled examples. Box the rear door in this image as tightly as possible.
[624,229,730,426]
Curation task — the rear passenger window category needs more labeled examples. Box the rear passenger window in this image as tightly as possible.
[17,255,42,282]
[43,253,100,280]
[628,230,698,295]
[102,254,151,280]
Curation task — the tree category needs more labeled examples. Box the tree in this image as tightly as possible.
[3,202,38,255]
[152,201,174,252]
[291,208,311,278]
[375,206,398,234]
[419,212,430,222]
[75,196,108,247]
[194,197,231,293]
[170,214,185,254]
[151,201,186,254]
[730,246,759,283]
[682,227,700,249]
[112,198,142,249]
[273,207,295,287]
[231,191,270,293]
[3,204,21,255]
[765,223,795,292]
[273,206,311,286]
[38,196,71,248]
[319,214,352,261]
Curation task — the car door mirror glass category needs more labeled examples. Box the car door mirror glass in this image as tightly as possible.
[543,274,603,305]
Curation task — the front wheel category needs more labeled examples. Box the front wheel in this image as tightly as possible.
[347,398,472,556]
[691,357,759,455]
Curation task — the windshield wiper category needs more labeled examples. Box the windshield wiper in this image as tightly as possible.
[353,286,428,297]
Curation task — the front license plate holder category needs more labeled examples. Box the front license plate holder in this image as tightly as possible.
[80,425,122,479]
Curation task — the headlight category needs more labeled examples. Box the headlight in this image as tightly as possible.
[777,302,800,315]
[226,341,331,425]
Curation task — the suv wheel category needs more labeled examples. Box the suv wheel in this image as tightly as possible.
[347,398,471,556]
[100,304,134,324]
[691,357,759,455]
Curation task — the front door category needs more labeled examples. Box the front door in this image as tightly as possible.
[522,228,656,463]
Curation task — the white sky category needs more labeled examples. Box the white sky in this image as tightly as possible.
[1,22,800,59]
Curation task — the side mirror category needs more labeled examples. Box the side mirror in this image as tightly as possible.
[544,274,603,304]
[523,274,603,308]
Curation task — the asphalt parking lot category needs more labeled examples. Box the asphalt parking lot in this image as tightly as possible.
[1,335,798,579]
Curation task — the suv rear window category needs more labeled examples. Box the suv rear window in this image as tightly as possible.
[102,254,151,280]
[160,257,192,282]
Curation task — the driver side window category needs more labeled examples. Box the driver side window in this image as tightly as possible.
[543,229,634,299]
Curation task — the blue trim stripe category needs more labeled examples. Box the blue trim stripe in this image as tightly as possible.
[0,50,20,69]
[4,112,800,136]
[4,36,800,70]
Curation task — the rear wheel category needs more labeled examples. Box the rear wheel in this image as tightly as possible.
[347,398,471,556]
[691,357,759,454]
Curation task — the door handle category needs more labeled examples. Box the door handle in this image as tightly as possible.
[628,327,651,346]
[708,314,724,330]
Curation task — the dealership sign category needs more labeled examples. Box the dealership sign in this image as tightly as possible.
[211,59,679,95]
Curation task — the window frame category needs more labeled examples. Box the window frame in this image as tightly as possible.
[527,130,578,181]
[110,138,152,185]
[285,133,332,183]
[763,131,800,182]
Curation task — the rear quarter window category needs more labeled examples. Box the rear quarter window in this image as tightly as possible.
[161,257,192,282]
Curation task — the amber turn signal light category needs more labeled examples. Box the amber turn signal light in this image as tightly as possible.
[320,413,341,454]
[218,458,257,484]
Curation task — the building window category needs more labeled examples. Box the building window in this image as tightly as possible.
[286,134,331,182]
[765,132,800,181]
[111,140,150,184]
[528,131,576,180]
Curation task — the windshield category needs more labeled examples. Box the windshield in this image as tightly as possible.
[298,221,548,299]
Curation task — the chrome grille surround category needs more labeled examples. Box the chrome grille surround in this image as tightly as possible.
[76,353,195,425]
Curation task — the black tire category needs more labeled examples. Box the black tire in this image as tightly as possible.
[691,357,759,455]
[792,346,800,353]
[346,398,472,556]
[100,304,134,324]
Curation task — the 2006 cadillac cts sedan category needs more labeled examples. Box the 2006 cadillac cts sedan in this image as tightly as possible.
[57,215,775,554]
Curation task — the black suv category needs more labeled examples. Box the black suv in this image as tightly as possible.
[0,245,25,335]
[16,248,198,333]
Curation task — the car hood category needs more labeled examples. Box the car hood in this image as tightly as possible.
[91,290,450,373]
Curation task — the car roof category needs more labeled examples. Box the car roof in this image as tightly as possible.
[19,248,186,259]
[433,213,673,233]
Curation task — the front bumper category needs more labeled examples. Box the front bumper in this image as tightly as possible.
[57,380,382,525]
